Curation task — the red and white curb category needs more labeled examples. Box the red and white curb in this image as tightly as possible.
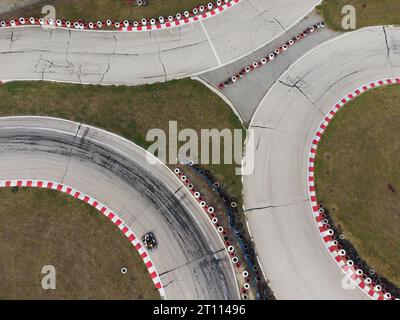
[0,0,240,32]
[308,78,400,300]
[0,179,166,299]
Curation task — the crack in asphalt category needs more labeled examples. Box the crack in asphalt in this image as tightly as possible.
[247,0,283,29]
[382,26,393,67]
[153,33,168,82]
[245,199,309,213]
[273,17,285,30]
[99,59,111,83]
[65,29,74,78]
[279,79,325,116]
[159,40,207,53]
[98,35,117,83]
[60,123,82,184]
[315,70,360,105]
[251,125,275,130]
[162,279,176,289]
[256,137,260,150]
[8,28,14,51]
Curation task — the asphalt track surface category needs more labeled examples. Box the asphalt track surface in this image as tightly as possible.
[0,0,320,85]
[1,1,395,301]
[0,0,320,301]
[200,11,339,124]
[0,116,240,300]
[244,26,400,300]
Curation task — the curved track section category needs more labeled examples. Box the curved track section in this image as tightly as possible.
[1,0,242,32]
[0,0,320,85]
[244,26,400,300]
[0,178,166,298]
[308,78,399,300]
[0,116,239,300]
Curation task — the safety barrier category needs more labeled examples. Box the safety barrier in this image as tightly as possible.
[0,0,241,32]
[308,78,400,300]
[173,166,254,299]
[174,162,273,300]
[218,22,325,89]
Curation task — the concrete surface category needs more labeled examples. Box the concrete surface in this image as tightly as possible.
[0,116,240,300]
[243,26,400,300]
[200,10,339,124]
[0,0,321,85]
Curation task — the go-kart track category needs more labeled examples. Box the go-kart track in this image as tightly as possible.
[0,116,239,300]
[244,26,400,300]
[0,0,320,85]
[0,0,398,301]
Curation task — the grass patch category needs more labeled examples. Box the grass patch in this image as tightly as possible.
[0,187,159,299]
[1,0,212,21]
[0,79,245,215]
[314,84,400,287]
[317,0,400,31]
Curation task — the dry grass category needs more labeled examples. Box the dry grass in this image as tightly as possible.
[1,0,212,21]
[314,85,400,287]
[317,0,400,31]
[0,187,159,299]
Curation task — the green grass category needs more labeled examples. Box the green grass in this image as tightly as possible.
[0,79,245,214]
[317,0,400,31]
[0,188,159,299]
[314,85,400,287]
[1,0,212,21]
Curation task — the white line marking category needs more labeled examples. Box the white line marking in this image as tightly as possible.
[200,20,221,66]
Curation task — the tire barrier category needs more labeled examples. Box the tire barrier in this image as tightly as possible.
[308,78,400,300]
[176,161,275,300]
[218,22,325,89]
[0,0,241,33]
[172,165,247,297]
[0,179,165,299]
